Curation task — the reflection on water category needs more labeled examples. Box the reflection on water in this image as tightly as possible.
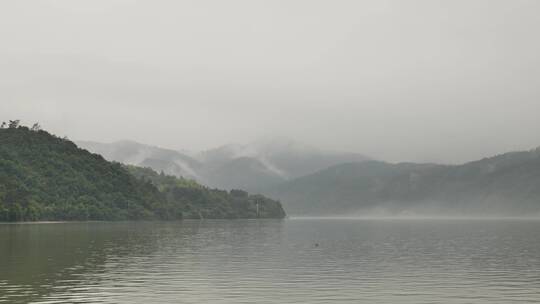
[1,219,540,303]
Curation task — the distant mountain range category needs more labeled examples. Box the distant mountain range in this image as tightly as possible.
[77,138,370,192]
[265,148,540,216]
[78,139,540,217]
[77,140,203,180]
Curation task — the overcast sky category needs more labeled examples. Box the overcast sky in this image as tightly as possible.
[1,0,539,163]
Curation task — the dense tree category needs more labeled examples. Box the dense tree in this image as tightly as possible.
[8,120,20,128]
[127,166,285,219]
[31,123,41,131]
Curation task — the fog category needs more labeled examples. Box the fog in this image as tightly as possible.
[293,201,540,220]
[1,0,540,163]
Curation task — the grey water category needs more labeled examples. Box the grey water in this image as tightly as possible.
[1,219,540,304]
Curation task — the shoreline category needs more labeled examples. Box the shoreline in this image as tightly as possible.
[3,216,540,224]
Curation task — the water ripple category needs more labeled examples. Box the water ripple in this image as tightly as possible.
[1,220,540,303]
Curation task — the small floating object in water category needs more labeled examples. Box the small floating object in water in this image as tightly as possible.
[314,243,319,247]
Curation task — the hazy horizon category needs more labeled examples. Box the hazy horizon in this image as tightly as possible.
[2,0,540,164]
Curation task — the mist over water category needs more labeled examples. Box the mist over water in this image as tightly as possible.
[298,203,540,220]
[2,219,540,304]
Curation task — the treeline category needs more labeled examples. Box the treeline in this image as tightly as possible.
[127,166,285,219]
[0,123,285,221]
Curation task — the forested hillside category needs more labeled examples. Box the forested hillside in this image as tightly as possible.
[0,123,285,221]
[267,149,540,216]
[127,166,285,219]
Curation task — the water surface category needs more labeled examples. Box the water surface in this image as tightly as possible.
[1,219,540,303]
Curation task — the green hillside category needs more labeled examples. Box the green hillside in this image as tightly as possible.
[127,166,285,219]
[0,123,285,221]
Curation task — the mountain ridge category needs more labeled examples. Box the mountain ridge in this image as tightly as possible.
[265,147,540,216]
[77,138,371,192]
